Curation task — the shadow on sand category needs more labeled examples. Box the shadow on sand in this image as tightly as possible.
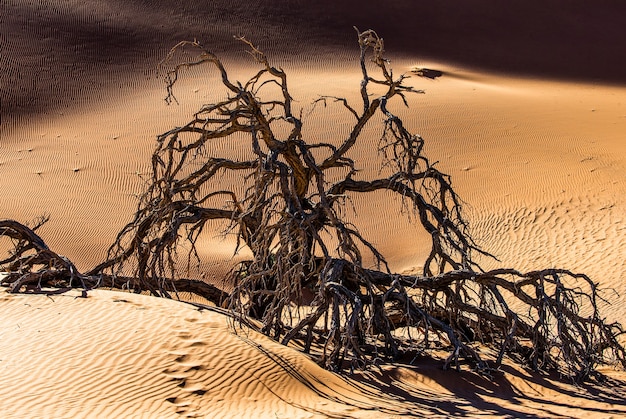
[241,338,626,418]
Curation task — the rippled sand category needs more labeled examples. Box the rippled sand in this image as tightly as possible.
[2,1,625,417]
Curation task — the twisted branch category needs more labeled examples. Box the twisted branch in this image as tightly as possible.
[2,29,624,383]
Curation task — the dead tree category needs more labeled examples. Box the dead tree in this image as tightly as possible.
[2,29,625,382]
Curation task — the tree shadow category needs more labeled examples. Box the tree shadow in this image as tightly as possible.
[237,338,623,418]
[343,356,626,418]
[244,340,626,418]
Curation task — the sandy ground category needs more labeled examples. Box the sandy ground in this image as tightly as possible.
[2,1,626,417]
[1,289,625,419]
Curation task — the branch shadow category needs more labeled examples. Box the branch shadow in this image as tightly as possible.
[347,355,626,418]
[241,338,626,418]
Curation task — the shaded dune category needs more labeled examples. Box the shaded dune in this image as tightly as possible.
[3,0,626,120]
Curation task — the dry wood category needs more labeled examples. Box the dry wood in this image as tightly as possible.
[2,29,624,383]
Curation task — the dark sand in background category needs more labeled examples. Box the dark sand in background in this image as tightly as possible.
[3,0,626,120]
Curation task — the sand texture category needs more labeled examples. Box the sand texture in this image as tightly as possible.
[1,289,625,419]
[2,1,626,417]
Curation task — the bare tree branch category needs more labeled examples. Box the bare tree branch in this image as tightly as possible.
[2,29,624,383]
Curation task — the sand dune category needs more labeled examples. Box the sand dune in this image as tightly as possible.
[2,0,626,417]
[1,289,624,418]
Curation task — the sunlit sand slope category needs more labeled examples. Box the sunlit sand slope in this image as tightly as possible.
[1,289,624,418]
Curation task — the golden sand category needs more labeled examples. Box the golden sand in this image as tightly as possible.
[2,1,625,417]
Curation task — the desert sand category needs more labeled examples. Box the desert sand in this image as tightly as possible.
[2,1,626,417]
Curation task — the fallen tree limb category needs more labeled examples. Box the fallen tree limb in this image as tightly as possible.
[2,29,625,383]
